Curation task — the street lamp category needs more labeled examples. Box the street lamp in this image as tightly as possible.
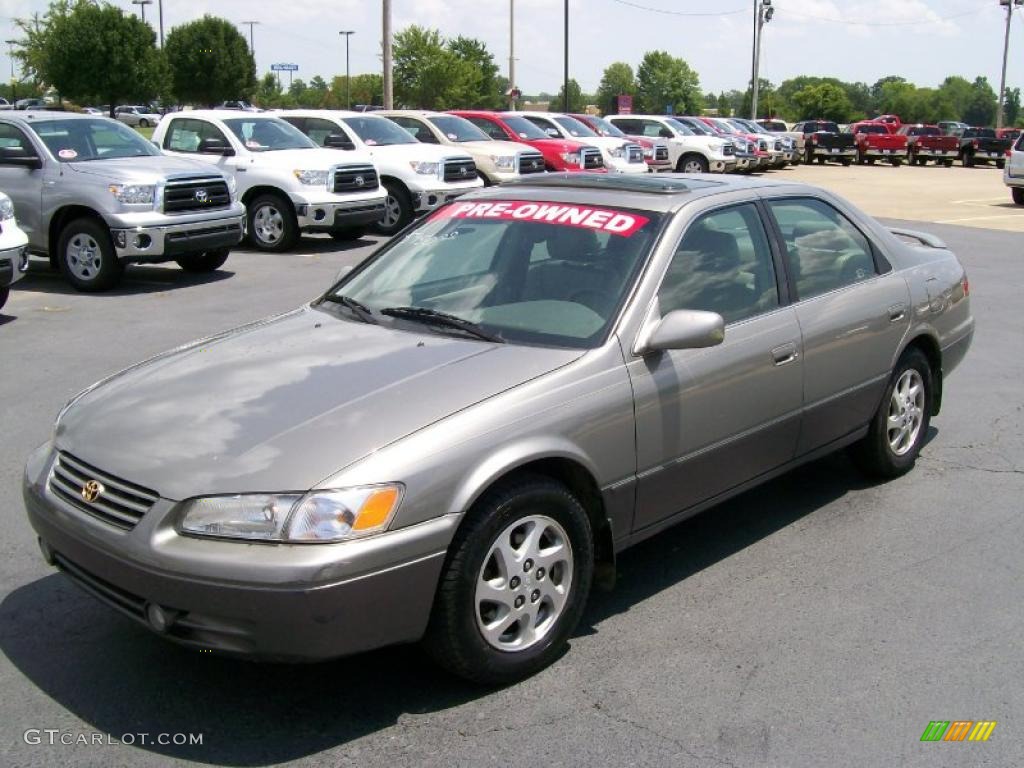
[241,20,260,57]
[997,0,1023,129]
[750,0,773,120]
[4,39,17,103]
[340,31,355,109]
[131,0,153,24]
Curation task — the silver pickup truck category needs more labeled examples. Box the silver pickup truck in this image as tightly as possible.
[0,112,245,291]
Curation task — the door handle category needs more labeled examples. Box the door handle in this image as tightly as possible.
[771,342,799,366]
[888,303,907,322]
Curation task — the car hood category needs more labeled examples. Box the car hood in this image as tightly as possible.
[235,147,376,170]
[359,142,469,164]
[56,306,581,500]
[67,155,226,183]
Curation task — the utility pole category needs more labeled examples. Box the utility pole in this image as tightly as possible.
[4,40,16,103]
[340,31,355,109]
[158,0,164,47]
[751,0,774,120]
[241,20,259,58]
[383,0,393,109]
[997,0,1022,129]
[131,0,153,24]
[563,0,569,112]
[509,0,516,110]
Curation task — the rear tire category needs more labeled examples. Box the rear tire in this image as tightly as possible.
[943,159,954,168]
[175,249,229,273]
[840,158,852,166]
[851,348,932,480]
[138,118,150,128]
[1012,187,1024,205]
[247,192,298,252]
[996,159,1006,170]
[891,158,902,167]
[423,474,594,685]
[963,152,975,168]
[57,218,123,292]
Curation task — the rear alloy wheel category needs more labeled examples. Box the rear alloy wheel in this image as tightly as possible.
[175,249,229,273]
[58,218,123,292]
[1012,187,1024,205]
[424,475,594,684]
[852,348,931,479]
[678,154,709,174]
[247,193,298,252]
[372,181,413,236]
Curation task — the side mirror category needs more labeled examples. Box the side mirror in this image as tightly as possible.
[0,146,41,168]
[197,137,234,156]
[639,309,725,354]
[659,128,674,139]
[324,133,356,150]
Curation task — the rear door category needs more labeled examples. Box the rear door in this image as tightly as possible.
[762,196,909,454]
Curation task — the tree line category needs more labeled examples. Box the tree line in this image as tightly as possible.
[11,2,1015,128]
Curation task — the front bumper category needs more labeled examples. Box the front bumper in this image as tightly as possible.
[295,196,388,232]
[23,444,454,660]
[0,243,29,288]
[408,183,480,214]
[108,209,245,262]
[710,157,738,173]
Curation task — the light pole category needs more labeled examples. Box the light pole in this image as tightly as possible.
[382,0,393,109]
[563,0,569,112]
[508,0,516,110]
[340,31,354,109]
[4,39,16,103]
[131,0,153,24]
[751,0,773,120]
[997,0,1023,129]
[157,0,164,47]
[241,20,260,57]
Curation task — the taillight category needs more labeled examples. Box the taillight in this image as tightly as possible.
[973,139,979,149]
[962,273,970,296]
[811,134,818,144]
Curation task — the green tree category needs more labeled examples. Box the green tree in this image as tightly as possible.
[393,25,502,109]
[636,50,702,115]
[15,0,165,115]
[596,62,636,115]
[553,78,587,113]
[309,75,329,94]
[791,82,853,123]
[1005,87,1021,125]
[165,15,255,107]
[963,76,997,126]
[717,92,732,117]
[937,76,973,121]
[447,35,503,109]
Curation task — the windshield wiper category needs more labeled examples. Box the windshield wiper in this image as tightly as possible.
[322,294,378,324]
[380,306,504,343]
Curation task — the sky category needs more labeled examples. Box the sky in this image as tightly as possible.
[0,0,1020,97]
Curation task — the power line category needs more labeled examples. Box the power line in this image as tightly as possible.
[783,4,986,28]
[609,0,746,17]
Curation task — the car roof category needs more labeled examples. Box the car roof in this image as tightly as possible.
[379,109,444,117]
[276,109,384,119]
[165,110,285,120]
[4,111,100,122]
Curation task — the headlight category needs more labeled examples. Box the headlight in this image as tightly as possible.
[559,151,581,166]
[409,161,440,176]
[108,184,155,205]
[0,194,14,221]
[178,484,404,543]
[293,169,330,186]
[491,155,516,170]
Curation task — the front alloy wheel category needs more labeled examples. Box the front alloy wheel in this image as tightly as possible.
[58,218,123,292]
[247,193,298,252]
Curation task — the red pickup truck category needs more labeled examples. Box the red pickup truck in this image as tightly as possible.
[897,124,959,167]
[451,110,606,173]
[876,114,902,134]
[850,121,908,166]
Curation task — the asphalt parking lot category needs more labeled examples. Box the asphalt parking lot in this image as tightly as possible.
[1,167,1022,767]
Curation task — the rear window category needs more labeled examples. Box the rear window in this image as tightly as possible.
[905,126,940,136]
[501,116,549,141]
[806,122,839,133]
[855,124,888,135]
[972,128,996,138]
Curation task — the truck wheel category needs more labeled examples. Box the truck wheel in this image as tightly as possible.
[372,181,414,236]
[816,156,825,164]
[57,218,123,292]
[804,147,814,164]
[1012,187,1024,205]
[175,249,229,273]
[329,227,367,241]
[840,158,852,166]
[996,159,1006,170]
[247,192,298,252]
[0,286,8,311]
[963,152,975,168]
[943,159,954,168]
[138,119,150,128]
[856,151,865,165]
[677,154,709,174]
[891,158,902,167]
[422,474,594,684]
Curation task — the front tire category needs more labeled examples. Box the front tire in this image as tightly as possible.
[247,193,298,252]
[57,218,123,292]
[175,249,229,273]
[678,153,709,174]
[372,181,413,236]
[423,475,594,685]
[852,348,932,479]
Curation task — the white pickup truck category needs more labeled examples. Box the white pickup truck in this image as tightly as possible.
[0,191,29,310]
[277,110,483,235]
[508,111,648,175]
[607,115,737,174]
[152,110,387,250]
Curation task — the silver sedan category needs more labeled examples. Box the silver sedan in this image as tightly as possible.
[23,174,973,683]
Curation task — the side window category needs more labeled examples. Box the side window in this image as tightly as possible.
[0,123,34,152]
[164,119,228,153]
[642,120,666,138]
[305,117,343,146]
[391,117,436,143]
[766,198,878,301]
[524,116,557,137]
[659,203,780,325]
[467,117,507,141]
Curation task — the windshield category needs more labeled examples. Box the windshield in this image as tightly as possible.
[553,115,599,138]
[342,115,417,146]
[855,124,888,134]
[585,116,626,138]
[329,200,663,349]
[670,118,710,136]
[427,115,489,142]
[31,118,161,162]
[223,118,315,151]
[500,115,549,140]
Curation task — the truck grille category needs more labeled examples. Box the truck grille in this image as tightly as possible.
[758,139,768,152]
[654,145,669,162]
[443,158,478,182]
[581,148,604,170]
[625,144,644,163]
[163,178,231,214]
[723,143,735,156]
[49,451,158,531]
[518,152,546,174]
[333,164,379,193]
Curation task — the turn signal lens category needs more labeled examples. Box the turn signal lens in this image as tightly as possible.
[352,487,401,531]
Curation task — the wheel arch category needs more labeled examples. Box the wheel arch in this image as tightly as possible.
[48,205,107,262]
[240,185,294,211]
[899,332,943,416]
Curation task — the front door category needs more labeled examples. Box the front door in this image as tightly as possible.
[628,202,803,531]
[0,122,44,247]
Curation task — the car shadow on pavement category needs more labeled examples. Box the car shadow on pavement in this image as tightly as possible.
[0,434,936,766]
[12,262,235,297]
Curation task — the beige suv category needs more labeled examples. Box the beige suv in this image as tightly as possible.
[380,110,546,185]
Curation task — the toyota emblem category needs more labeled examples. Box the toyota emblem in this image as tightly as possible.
[354,175,365,187]
[194,188,209,203]
[81,479,105,504]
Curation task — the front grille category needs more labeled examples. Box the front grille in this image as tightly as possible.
[758,139,768,152]
[518,152,546,174]
[49,451,158,530]
[654,145,669,162]
[443,157,478,182]
[723,143,735,156]
[581,148,604,170]
[333,164,379,193]
[625,144,644,163]
[163,178,231,214]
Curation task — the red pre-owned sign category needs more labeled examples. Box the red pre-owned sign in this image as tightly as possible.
[438,200,650,237]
